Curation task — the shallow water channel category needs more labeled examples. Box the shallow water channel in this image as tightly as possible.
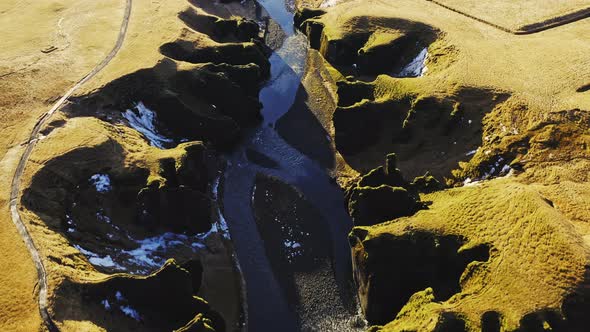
[219,0,365,330]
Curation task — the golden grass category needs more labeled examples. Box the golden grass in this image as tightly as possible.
[298,0,590,329]
[431,0,590,31]
[0,1,126,330]
[314,0,590,111]
[359,177,588,330]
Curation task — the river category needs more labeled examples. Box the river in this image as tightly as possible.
[219,0,365,330]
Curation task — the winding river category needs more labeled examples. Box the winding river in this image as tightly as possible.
[219,0,365,330]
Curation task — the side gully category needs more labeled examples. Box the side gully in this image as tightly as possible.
[8,1,132,330]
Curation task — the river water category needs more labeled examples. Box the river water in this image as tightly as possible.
[219,0,365,331]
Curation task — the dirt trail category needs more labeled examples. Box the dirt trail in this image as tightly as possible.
[8,1,132,330]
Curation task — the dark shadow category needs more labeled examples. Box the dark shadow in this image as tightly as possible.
[335,86,510,180]
[350,230,490,325]
[435,312,467,332]
[53,261,225,332]
[296,13,440,79]
[251,174,334,312]
[275,84,336,170]
[246,148,280,169]
[481,311,502,332]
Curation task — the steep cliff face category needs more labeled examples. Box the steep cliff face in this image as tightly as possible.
[53,261,223,332]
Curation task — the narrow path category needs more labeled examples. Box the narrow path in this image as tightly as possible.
[8,1,132,330]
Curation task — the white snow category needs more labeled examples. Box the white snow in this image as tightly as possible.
[75,230,210,274]
[284,240,302,249]
[115,291,125,301]
[211,176,231,239]
[398,48,428,77]
[89,174,111,193]
[102,299,111,310]
[74,245,124,269]
[96,210,111,223]
[89,255,118,268]
[465,149,477,156]
[320,0,338,7]
[120,305,141,321]
[121,232,195,271]
[284,238,305,262]
[462,155,513,187]
[123,102,173,149]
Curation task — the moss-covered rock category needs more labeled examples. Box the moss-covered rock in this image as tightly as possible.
[348,185,421,226]
[411,171,444,193]
[346,153,425,226]
[295,7,438,76]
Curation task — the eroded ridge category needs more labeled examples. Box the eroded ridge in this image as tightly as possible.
[17,0,274,330]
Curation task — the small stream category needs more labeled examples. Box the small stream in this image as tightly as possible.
[219,0,365,330]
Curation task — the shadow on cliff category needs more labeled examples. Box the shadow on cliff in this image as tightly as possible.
[276,83,335,170]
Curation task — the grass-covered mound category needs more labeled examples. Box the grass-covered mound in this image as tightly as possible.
[295,0,590,330]
[351,178,589,330]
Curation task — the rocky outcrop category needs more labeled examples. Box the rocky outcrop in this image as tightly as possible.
[137,143,214,234]
[67,6,270,150]
[295,8,438,76]
[333,84,509,180]
[346,153,426,226]
[178,6,260,44]
[21,120,219,275]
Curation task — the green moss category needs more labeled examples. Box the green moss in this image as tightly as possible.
[411,171,444,193]
[359,30,405,55]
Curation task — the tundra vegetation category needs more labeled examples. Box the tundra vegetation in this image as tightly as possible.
[2,0,590,331]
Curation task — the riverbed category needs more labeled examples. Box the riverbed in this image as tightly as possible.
[219,0,365,330]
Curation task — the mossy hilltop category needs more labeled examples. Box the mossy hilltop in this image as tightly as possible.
[293,0,590,330]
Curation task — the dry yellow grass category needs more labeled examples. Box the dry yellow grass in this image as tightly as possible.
[0,1,125,330]
[430,0,590,32]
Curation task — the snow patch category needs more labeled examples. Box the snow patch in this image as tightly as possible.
[89,255,118,268]
[320,0,338,7]
[102,299,111,310]
[211,176,231,239]
[120,305,141,321]
[96,209,111,223]
[75,230,211,274]
[74,245,124,269]
[123,102,173,149]
[398,48,428,77]
[463,156,514,186]
[89,174,111,193]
